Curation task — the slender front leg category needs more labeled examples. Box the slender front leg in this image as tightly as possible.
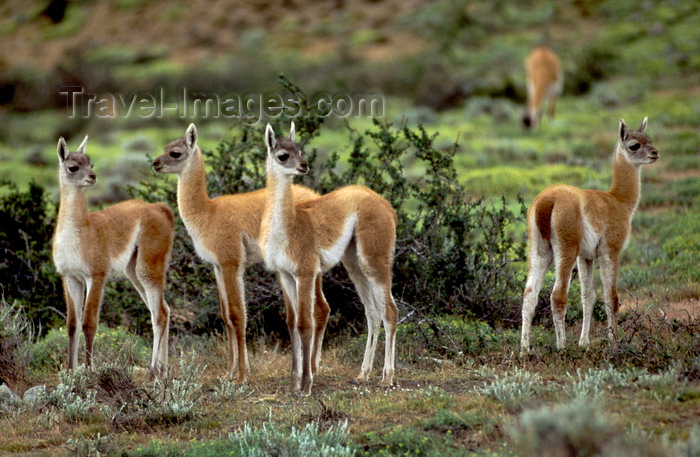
[63,275,85,370]
[214,264,248,383]
[312,275,330,375]
[279,272,301,391]
[83,274,106,367]
[296,274,317,396]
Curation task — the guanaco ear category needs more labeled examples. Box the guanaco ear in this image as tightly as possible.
[639,116,648,133]
[619,119,627,141]
[288,121,296,142]
[185,123,198,150]
[76,135,88,155]
[57,137,68,162]
[265,123,276,151]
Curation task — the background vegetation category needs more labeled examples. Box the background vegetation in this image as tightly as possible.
[0,0,698,455]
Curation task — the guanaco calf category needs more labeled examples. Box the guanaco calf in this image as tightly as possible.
[261,122,399,395]
[152,124,325,383]
[520,117,659,352]
[523,45,563,130]
[52,136,174,373]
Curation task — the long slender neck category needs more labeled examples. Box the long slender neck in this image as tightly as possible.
[265,159,296,236]
[176,150,212,223]
[608,143,641,213]
[57,183,89,231]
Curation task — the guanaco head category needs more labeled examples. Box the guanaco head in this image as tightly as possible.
[618,117,659,166]
[264,121,308,176]
[57,135,96,188]
[152,123,199,175]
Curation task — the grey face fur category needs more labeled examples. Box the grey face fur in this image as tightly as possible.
[57,136,96,187]
[619,117,659,166]
[152,123,198,174]
[265,122,308,175]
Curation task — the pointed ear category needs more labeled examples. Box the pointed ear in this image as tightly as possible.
[639,116,648,133]
[76,135,88,155]
[185,123,198,150]
[57,137,68,162]
[619,119,627,141]
[265,123,276,151]
[288,121,296,142]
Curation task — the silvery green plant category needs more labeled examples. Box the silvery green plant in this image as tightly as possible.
[636,366,680,389]
[228,420,355,457]
[150,351,205,419]
[35,366,98,423]
[66,432,112,457]
[568,366,630,400]
[479,368,543,410]
[418,385,448,400]
[212,378,253,401]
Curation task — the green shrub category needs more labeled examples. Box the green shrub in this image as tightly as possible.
[0,298,34,390]
[30,325,150,375]
[0,180,62,330]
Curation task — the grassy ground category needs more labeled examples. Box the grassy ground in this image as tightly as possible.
[1,313,698,456]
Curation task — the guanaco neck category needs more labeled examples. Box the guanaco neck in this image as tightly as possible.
[176,149,213,223]
[608,143,641,214]
[264,160,297,237]
[57,183,89,232]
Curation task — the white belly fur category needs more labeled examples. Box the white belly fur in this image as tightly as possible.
[320,213,357,271]
[108,225,140,275]
[579,216,600,260]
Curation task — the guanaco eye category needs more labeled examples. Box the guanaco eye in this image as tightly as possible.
[68,166,79,173]
[277,153,289,162]
[170,151,182,158]
[629,143,640,151]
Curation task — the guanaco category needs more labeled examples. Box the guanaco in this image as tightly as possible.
[152,124,326,383]
[523,45,563,130]
[261,122,399,395]
[520,117,659,352]
[52,136,174,373]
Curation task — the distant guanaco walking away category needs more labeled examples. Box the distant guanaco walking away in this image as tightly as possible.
[52,136,174,373]
[520,117,659,352]
[261,122,399,395]
[152,124,323,384]
[523,45,563,130]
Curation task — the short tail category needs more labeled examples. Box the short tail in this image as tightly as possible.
[154,203,175,228]
[532,195,555,241]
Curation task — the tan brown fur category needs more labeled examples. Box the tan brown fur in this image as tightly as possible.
[152,124,321,383]
[52,136,174,373]
[523,45,563,129]
[261,123,398,395]
[521,117,659,352]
